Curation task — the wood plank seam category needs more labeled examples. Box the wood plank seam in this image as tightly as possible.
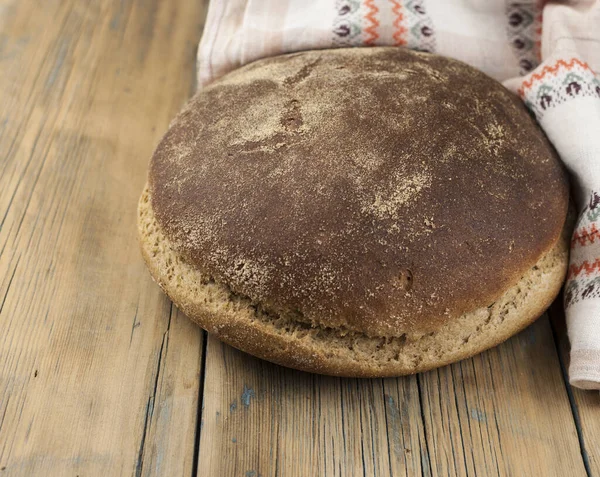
[192,331,208,477]
[357,387,369,477]
[548,308,593,477]
[0,257,20,317]
[135,303,173,477]
[451,365,473,473]
[416,373,433,477]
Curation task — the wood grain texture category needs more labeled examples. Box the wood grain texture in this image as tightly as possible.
[198,317,591,477]
[549,299,599,476]
[198,335,430,477]
[139,307,204,477]
[419,316,587,477]
[0,0,207,475]
[569,384,600,476]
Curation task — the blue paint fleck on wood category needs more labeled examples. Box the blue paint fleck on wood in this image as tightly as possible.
[230,399,237,412]
[46,40,69,90]
[241,385,255,407]
[110,0,126,30]
[232,437,237,443]
[384,394,403,458]
[469,408,487,422]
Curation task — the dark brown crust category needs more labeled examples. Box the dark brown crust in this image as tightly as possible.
[138,185,571,377]
[149,47,569,337]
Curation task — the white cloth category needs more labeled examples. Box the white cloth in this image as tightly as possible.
[197,0,600,389]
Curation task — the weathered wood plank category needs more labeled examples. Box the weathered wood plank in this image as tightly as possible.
[419,315,588,476]
[0,0,207,475]
[198,335,429,477]
[198,314,589,476]
[139,308,205,477]
[549,300,599,476]
[568,383,600,477]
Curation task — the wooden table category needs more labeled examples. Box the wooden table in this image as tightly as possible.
[0,0,598,475]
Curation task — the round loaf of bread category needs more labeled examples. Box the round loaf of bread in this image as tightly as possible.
[139,47,570,376]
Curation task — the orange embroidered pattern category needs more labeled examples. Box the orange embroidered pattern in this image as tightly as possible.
[518,58,593,97]
[572,224,600,247]
[363,0,380,45]
[390,0,407,46]
[565,192,600,307]
[519,57,600,119]
[568,259,600,281]
[534,0,545,62]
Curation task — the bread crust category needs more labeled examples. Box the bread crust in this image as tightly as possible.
[138,185,569,377]
[148,48,569,338]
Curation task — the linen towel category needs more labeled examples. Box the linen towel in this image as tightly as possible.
[196,0,600,389]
